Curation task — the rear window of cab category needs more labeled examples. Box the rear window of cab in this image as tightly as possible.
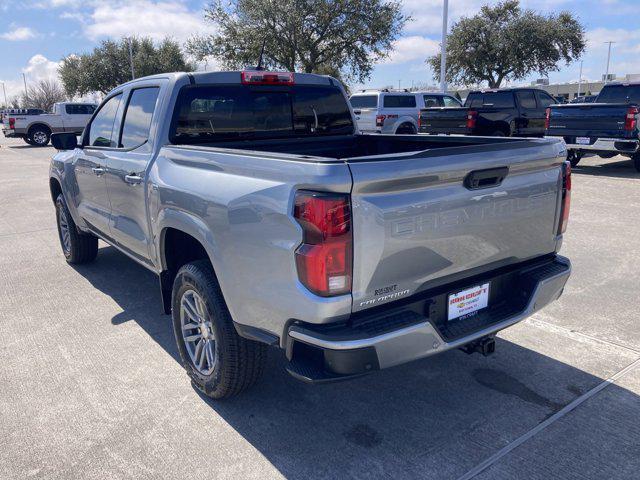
[170,84,354,144]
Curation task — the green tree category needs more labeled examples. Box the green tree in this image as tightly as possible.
[59,37,194,96]
[428,0,585,88]
[186,0,408,84]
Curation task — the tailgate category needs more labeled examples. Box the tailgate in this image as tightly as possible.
[347,139,565,312]
[547,103,632,138]
[419,107,469,134]
[353,108,377,131]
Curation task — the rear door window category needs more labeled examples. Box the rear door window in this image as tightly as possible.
[516,91,537,109]
[120,87,160,149]
[88,94,122,147]
[350,95,378,109]
[66,104,96,115]
[383,95,416,108]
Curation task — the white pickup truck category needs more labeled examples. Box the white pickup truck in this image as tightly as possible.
[2,102,96,146]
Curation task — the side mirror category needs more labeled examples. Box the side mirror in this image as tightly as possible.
[51,132,79,151]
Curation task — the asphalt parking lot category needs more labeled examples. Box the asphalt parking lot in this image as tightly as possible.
[1,135,639,480]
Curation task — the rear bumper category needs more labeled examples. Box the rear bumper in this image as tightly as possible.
[285,255,571,383]
[561,137,639,155]
[2,129,23,139]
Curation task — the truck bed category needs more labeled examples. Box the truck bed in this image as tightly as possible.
[176,133,543,160]
[164,134,566,315]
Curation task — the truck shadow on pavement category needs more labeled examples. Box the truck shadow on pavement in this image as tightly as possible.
[572,157,639,179]
[72,244,640,479]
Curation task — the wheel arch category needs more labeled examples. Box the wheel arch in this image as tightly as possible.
[27,122,52,136]
[49,177,63,204]
[157,210,220,314]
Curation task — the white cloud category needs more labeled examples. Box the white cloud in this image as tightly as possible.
[83,0,209,43]
[1,54,61,105]
[383,36,439,64]
[0,26,37,41]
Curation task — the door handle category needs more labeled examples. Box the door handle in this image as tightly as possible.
[124,174,143,185]
[91,167,105,176]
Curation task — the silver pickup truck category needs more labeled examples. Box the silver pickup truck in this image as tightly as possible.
[49,70,572,398]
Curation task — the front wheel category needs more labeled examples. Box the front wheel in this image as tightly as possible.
[55,194,98,264]
[171,260,266,399]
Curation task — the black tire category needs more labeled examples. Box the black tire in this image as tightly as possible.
[490,130,507,137]
[55,194,98,264]
[395,123,416,134]
[29,126,50,146]
[633,153,640,173]
[568,151,582,167]
[23,137,36,145]
[171,260,266,399]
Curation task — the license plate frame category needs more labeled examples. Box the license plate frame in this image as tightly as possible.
[576,136,591,145]
[447,282,490,321]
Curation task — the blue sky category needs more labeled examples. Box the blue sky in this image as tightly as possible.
[1,0,639,102]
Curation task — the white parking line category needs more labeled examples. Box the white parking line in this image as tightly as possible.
[457,356,640,479]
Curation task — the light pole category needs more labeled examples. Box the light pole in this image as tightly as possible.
[1,82,7,107]
[604,41,615,83]
[128,38,136,80]
[577,60,583,97]
[22,73,28,105]
[440,0,449,93]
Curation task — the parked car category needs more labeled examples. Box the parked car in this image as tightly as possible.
[419,87,557,137]
[49,70,572,398]
[2,102,96,146]
[349,89,461,134]
[545,82,640,170]
[570,95,598,104]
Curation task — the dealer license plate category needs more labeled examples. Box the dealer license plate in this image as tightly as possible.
[447,283,490,321]
[576,137,591,145]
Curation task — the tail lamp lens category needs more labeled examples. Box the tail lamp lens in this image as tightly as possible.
[545,108,551,130]
[293,191,352,297]
[558,160,571,234]
[466,110,478,129]
[9,117,15,129]
[625,106,638,131]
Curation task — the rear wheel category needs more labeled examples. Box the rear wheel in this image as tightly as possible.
[55,194,98,264]
[29,126,50,146]
[490,130,506,137]
[23,137,36,145]
[633,153,640,173]
[567,151,582,167]
[171,260,266,399]
[395,123,416,134]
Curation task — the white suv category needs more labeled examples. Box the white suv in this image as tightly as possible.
[349,90,462,134]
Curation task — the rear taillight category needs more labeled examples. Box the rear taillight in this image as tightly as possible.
[9,117,15,129]
[545,108,551,130]
[293,191,352,297]
[375,115,386,127]
[466,110,478,129]
[624,106,638,131]
[558,160,571,234]
[241,71,294,85]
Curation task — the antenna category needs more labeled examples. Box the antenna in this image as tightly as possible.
[256,39,267,71]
